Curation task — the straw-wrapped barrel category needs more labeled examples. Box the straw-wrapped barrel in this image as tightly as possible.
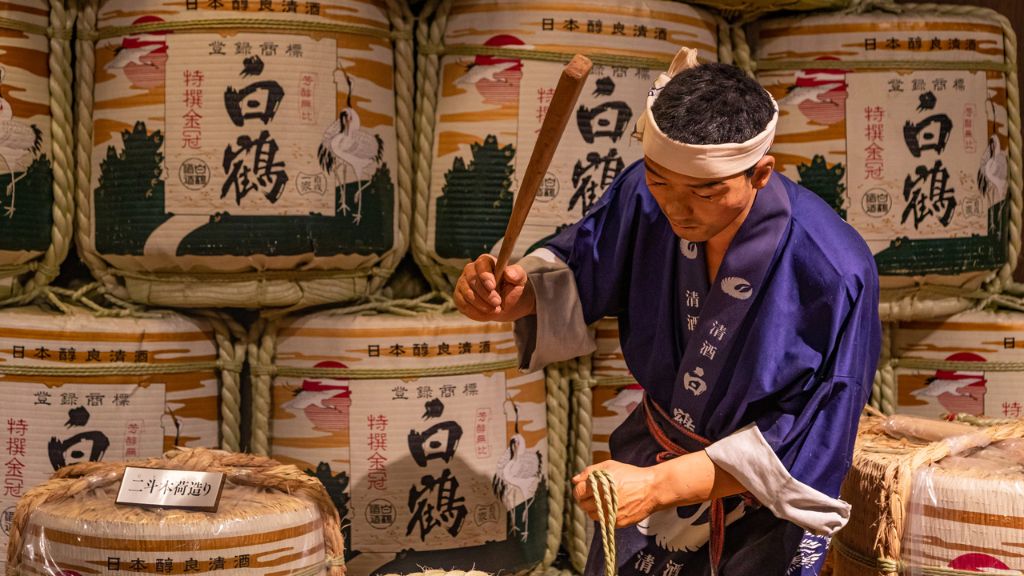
[75,0,413,309]
[744,6,1020,320]
[412,0,727,291]
[7,448,344,576]
[879,309,1024,420]
[0,0,73,303]
[834,415,1024,575]
[251,304,568,575]
[0,303,241,571]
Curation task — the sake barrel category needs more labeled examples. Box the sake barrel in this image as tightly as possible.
[834,415,1024,576]
[746,7,1020,319]
[676,0,848,22]
[256,308,565,576]
[76,0,412,309]
[8,448,344,576]
[902,445,1024,574]
[886,310,1024,421]
[566,317,641,572]
[0,0,72,302]
[413,0,724,291]
[0,304,239,571]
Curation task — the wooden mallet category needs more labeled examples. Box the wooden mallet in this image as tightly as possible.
[493,54,593,285]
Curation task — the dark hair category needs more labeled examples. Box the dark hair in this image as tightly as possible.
[651,62,774,148]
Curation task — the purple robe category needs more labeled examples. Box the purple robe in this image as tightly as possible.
[542,160,881,576]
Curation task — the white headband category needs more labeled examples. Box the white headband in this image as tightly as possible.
[635,47,779,179]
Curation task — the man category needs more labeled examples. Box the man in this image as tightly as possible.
[455,47,880,576]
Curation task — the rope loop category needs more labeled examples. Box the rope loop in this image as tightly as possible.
[589,469,618,576]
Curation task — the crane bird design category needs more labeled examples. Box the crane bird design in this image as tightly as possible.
[977,134,1007,200]
[492,399,543,542]
[317,65,384,225]
[0,67,43,218]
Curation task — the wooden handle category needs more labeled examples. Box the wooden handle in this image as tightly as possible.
[493,54,592,282]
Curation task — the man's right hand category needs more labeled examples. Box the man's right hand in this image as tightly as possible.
[454,254,536,323]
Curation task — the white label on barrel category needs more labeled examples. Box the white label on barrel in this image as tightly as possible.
[845,70,994,249]
[164,32,338,216]
[504,62,645,259]
[348,373,508,551]
[117,466,226,511]
[0,382,165,562]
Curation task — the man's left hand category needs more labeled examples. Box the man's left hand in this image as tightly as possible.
[572,460,658,528]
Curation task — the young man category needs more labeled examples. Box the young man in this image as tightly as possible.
[454,48,881,576]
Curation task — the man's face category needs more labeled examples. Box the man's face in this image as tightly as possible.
[643,157,760,242]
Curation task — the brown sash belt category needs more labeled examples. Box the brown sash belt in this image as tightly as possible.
[641,394,759,574]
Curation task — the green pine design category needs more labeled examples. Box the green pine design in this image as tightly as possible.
[308,462,353,561]
[873,199,1006,274]
[435,135,515,259]
[797,155,846,219]
[178,162,394,256]
[94,121,171,255]
[0,154,52,252]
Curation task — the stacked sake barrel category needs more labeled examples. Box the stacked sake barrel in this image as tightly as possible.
[75,0,413,309]
[411,0,726,291]
[0,0,72,303]
[251,305,567,575]
[835,415,1024,575]
[566,317,642,572]
[0,303,241,572]
[877,309,1024,421]
[680,0,850,21]
[8,448,344,576]
[744,7,1021,320]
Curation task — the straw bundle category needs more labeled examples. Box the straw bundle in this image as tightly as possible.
[833,415,1024,575]
[6,448,345,576]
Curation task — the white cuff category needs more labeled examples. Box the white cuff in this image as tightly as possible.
[704,424,851,536]
[513,248,596,372]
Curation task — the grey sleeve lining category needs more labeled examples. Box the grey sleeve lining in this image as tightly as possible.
[512,248,596,372]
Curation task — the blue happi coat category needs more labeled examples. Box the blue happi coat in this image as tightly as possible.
[544,160,880,576]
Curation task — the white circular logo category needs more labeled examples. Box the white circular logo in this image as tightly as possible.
[721,277,753,300]
[679,239,698,260]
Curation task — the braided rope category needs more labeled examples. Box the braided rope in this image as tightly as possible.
[256,360,517,380]
[895,357,1024,371]
[706,0,849,22]
[248,316,276,456]
[0,15,50,37]
[731,20,755,77]
[18,0,75,300]
[0,360,239,376]
[878,295,976,322]
[524,361,569,574]
[755,59,1011,73]
[568,355,595,573]
[193,310,247,453]
[73,0,125,300]
[372,0,416,298]
[90,18,402,40]
[420,44,673,70]
[713,12,733,66]
[589,469,618,576]
[5,448,345,576]
[872,324,897,415]
[411,0,455,292]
